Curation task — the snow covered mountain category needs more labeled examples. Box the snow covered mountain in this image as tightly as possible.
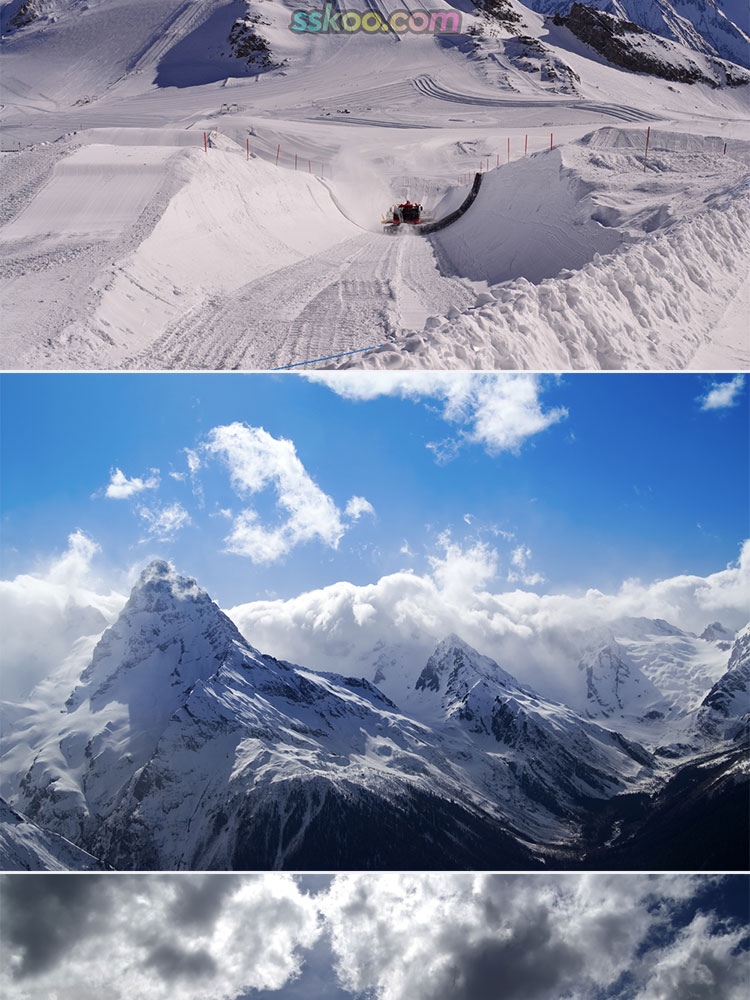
[522,0,750,68]
[0,797,103,870]
[697,623,750,739]
[550,3,749,86]
[2,561,746,870]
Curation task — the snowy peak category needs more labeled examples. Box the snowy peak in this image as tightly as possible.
[700,621,736,643]
[416,634,518,698]
[67,560,247,716]
[578,639,664,719]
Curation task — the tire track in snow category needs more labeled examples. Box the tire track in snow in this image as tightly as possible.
[123,231,475,370]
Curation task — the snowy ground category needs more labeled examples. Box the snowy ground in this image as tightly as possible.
[1,0,748,369]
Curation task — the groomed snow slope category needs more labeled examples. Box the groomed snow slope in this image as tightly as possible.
[1,1,749,369]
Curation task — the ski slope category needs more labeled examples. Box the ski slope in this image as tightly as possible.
[1,0,749,369]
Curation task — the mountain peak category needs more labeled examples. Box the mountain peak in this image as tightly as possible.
[416,634,517,695]
[126,559,209,614]
[700,622,735,643]
[67,562,245,717]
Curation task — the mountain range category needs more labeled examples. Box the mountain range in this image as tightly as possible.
[1,561,747,870]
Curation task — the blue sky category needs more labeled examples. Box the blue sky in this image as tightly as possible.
[1,372,747,607]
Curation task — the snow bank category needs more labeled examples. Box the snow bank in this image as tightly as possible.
[345,194,749,370]
[336,130,750,370]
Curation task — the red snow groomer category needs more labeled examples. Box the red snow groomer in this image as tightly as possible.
[382,200,423,232]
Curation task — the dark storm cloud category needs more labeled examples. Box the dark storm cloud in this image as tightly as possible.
[434,906,585,1000]
[167,874,239,929]
[0,874,110,978]
[144,942,218,981]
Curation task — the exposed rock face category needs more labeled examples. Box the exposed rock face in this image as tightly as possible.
[505,34,581,92]
[475,0,522,31]
[524,0,750,69]
[553,3,749,86]
[697,625,750,738]
[228,4,278,71]
[9,1,42,29]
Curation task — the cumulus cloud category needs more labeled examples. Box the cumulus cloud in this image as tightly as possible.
[228,537,750,706]
[0,875,321,1000]
[0,532,125,702]
[104,468,160,499]
[635,911,749,1000]
[308,373,566,457]
[204,424,370,564]
[321,874,746,1000]
[699,374,746,411]
[137,502,192,542]
[1,874,744,1000]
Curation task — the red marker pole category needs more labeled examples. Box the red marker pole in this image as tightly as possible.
[496,153,500,167]
[507,136,510,163]
[275,143,280,166]
[550,132,553,151]
[525,134,528,156]
[643,126,651,172]
[204,131,207,153]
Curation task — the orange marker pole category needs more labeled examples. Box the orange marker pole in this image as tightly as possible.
[275,143,280,166]
[550,132,553,150]
[204,131,207,153]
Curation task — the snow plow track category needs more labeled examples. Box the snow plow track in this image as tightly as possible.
[412,75,656,122]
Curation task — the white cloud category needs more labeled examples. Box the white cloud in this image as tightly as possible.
[321,874,740,1000]
[228,537,750,707]
[635,911,749,1000]
[185,449,201,475]
[104,468,160,499]
[507,544,546,586]
[138,503,191,541]
[204,424,365,564]
[699,374,746,411]
[345,496,375,521]
[0,532,125,701]
[307,373,566,457]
